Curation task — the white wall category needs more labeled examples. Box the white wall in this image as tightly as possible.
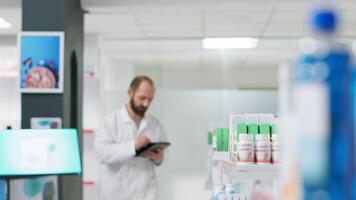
[0,44,20,130]
[0,35,278,200]
[90,54,278,200]
[153,90,277,200]
[92,88,277,200]
[0,77,20,130]
[88,88,277,200]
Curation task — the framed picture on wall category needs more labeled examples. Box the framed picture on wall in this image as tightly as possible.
[19,32,64,93]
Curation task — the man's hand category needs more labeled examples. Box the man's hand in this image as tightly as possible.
[135,134,150,151]
[143,148,164,161]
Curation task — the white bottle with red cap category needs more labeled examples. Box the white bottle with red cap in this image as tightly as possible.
[237,133,254,163]
[255,134,271,164]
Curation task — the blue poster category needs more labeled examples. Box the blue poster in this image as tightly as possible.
[0,179,7,200]
[19,32,64,93]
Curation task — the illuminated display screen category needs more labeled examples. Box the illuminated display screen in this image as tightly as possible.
[0,129,81,176]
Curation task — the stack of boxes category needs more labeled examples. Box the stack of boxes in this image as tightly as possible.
[207,114,280,164]
[229,114,280,164]
[207,114,280,200]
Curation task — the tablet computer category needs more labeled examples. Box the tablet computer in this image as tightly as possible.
[136,142,170,156]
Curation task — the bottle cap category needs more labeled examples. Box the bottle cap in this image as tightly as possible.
[311,8,337,33]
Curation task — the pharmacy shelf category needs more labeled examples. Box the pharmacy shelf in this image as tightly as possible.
[217,160,279,181]
[210,151,230,161]
[210,151,279,181]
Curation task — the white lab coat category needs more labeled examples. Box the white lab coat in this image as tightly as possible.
[95,106,167,200]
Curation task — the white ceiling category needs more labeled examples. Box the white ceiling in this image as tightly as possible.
[84,0,356,88]
[1,0,356,88]
[83,0,356,38]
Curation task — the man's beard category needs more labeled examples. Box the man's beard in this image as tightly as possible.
[130,98,147,117]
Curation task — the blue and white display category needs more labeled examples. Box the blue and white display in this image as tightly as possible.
[0,129,81,176]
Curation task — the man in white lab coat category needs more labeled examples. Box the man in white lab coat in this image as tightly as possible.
[95,75,167,200]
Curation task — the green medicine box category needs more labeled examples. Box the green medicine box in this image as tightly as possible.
[271,124,278,134]
[223,128,229,152]
[247,124,259,141]
[259,124,271,135]
[235,123,247,142]
[216,128,224,151]
[208,131,213,145]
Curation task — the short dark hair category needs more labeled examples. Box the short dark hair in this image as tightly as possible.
[130,75,154,91]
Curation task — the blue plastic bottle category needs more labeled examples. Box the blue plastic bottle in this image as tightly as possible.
[351,59,356,200]
[294,8,354,200]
